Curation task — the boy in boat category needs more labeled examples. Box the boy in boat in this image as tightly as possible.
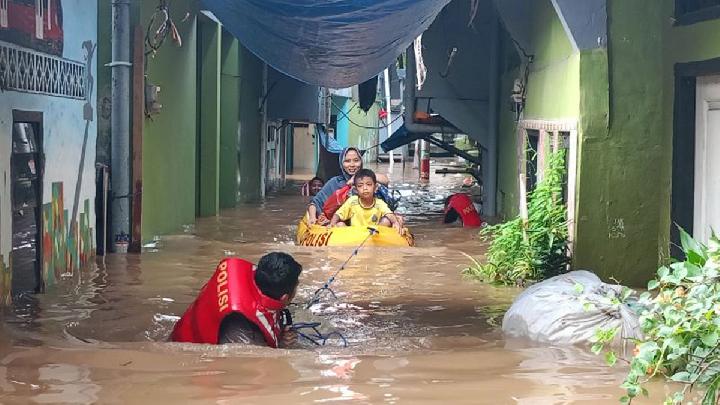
[170,252,302,348]
[330,168,402,233]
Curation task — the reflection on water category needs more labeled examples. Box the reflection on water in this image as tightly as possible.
[0,162,666,403]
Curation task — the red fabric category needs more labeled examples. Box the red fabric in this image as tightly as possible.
[170,258,285,347]
[322,184,352,218]
[444,193,483,227]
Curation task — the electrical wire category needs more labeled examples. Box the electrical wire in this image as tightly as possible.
[331,99,404,130]
[144,0,181,58]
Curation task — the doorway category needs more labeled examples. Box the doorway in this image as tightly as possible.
[694,76,720,243]
[10,112,44,294]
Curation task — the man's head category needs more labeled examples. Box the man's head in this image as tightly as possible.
[255,252,302,304]
[353,168,378,202]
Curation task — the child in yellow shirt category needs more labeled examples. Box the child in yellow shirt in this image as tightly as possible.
[330,169,401,233]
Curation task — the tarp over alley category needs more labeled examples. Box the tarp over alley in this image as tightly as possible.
[201,0,451,87]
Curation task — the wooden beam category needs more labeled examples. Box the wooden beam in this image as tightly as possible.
[518,127,528,222]
[129,26,143,253]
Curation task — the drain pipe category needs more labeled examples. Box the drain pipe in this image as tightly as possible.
[109,0,131,252]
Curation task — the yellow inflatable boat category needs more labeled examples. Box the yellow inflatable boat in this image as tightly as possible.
[296,216,415,247]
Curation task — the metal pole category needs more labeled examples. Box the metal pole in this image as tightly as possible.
[110,0,131,252]
[420,139,430,181]
[383,69,393,172]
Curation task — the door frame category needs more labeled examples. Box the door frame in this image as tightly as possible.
[694,76,720,243]
[11,109,44,293]
[672,57,720,257]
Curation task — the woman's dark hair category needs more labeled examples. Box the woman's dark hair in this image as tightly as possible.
[255,252,302,300]
[353,168,377,185]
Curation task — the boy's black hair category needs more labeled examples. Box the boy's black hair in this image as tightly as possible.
[255,252,302,300]
[353,168,377,186]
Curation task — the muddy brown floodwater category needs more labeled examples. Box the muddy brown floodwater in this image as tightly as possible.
[0,162,669,404]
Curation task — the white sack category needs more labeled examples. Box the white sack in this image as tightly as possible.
[502,270,641,346]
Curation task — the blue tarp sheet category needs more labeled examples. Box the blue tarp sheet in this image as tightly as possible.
[316,125,344,154]
[381,124,424,152]
[201,0,451,88]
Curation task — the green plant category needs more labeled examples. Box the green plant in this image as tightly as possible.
[463,149,569,285]
[593,229,720,404]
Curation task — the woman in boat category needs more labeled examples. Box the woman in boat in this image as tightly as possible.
[306,147,392,225]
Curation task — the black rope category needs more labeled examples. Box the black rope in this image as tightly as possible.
[291,322,349,347]
[305,227,378,309]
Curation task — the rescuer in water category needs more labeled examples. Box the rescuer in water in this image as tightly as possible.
[170,252,302,348]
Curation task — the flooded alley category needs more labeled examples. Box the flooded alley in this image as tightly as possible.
[0,165,666,404]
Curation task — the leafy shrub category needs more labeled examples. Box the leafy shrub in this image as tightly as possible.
[463,149,569,285]
[594,229,720,404]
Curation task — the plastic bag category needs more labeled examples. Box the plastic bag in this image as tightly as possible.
[502,271,642,346]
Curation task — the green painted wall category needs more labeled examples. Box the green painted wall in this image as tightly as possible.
[237,46,264,203]
[197,18,221,217]
[141,0,198,239]
[220,32,241,209]
[493,0,720,285]
[523,0,580,120]
[660,1,720,254]
[573,0,665,287]
[495,0,579,219]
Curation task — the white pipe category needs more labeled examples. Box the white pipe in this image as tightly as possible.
[384,69,394,172]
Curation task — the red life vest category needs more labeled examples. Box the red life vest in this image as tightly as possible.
[322,184,352,218]
[444,193,483,227]
[169,258,285,347]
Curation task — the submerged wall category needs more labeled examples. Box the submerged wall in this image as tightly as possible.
[140,0,199,240]
[574,0,665,286]
[0,0,98,300]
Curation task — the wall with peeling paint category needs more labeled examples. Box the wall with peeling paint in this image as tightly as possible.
[572,0,670,287]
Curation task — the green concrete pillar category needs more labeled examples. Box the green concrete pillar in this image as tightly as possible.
[219,31,241,209]
[237,45,264,202]
[197,17,221,217]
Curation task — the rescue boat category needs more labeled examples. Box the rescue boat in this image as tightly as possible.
[296,216,415,247]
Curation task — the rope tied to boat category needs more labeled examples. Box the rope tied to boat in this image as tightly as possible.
[304,227,378,309]
[291,322,349,347]
[281,310,348,347]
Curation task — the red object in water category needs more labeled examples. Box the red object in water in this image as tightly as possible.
[420,158,431,180]
[170,258,285,347]
[322,184,352,218]
[444,193,483,227]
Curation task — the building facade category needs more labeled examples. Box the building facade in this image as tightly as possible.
[0,0,98,302]
[493,0,720,285]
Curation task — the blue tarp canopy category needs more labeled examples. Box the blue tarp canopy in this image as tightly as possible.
[201,0,451,88]
[381,124,424,152]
